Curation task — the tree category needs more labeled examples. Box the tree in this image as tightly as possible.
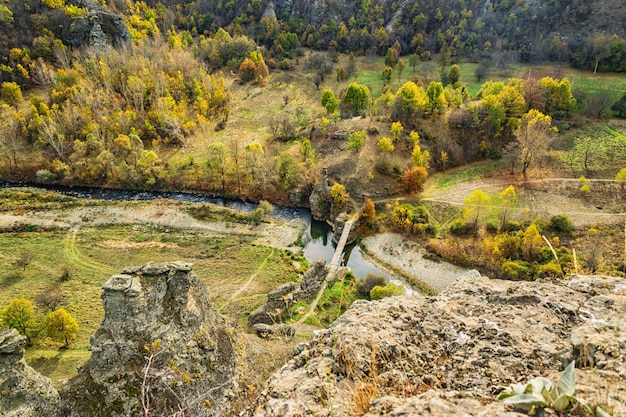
[514,109,557,180]
[361,198,376,225]
[426,81,447,114]
[390,121,404,142]
[35,292,66,312]
[402,166,428,192]
[276,152,297,190]
[341,82,370,116]
[321,89,340,114]
[538,77,576,117]
[1,82,22,108]
[611,92,626,118]
[463,189,492,234]
[446,64,461,86]
[392,81,428,124]
[330,183,349,210]
[497,185,517,230]
[616,167,626,190]
[207,142,228,194]
[44,308,79,347]
[0,107,25,171]
[377,136,394,155]
[1,298,37,344]
[521,224,544,262]
[299,139,314,162]
[14,251,34,270]
[408,53,420,72]
[347,130,366,152]
[583,92,613,118]
[411,144,430,169]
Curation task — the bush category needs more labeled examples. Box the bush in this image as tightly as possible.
[36,169,58,184]
[537,262,562,278]
[357,273,387,297]
[500,260,531,281]
[549,215,574,235]
[370,283,406,300]
[449,219,474,236]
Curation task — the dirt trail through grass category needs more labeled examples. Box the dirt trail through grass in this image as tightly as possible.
[217,249,277,313]
[63,229,112,276]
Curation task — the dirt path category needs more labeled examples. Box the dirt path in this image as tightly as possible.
[421,176,626,227]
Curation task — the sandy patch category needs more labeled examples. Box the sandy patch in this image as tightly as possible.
[98,240,178,249]
[360,233,469,293]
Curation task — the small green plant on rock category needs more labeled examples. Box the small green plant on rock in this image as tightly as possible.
[498,361,612,416]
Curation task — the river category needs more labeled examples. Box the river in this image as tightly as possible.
[1,182,401,285]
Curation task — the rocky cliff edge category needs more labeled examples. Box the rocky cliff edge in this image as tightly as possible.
[248,273,626,416]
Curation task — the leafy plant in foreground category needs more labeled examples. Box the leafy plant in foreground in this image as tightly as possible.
[498,361,612,416]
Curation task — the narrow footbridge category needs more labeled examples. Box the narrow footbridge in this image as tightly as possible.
[296,216,357,325]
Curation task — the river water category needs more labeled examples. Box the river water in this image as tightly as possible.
[2,182,397,283]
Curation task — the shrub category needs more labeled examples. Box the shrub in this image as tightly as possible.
[549,215,574,235]
[370,283,405,300]
[36,169,57,184]
[500,260,531,280]
[537,262,562,278]
[357,273,387,297]
[449,219,474,236]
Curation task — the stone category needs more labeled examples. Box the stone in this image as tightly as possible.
[0,329,60,417]
[248,260,328,328]
[247,274,626,416]
[61,262,240,417]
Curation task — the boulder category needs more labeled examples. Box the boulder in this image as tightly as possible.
[0,329,60,417]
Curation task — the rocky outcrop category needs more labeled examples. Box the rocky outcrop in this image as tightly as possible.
[248,274,626,416]
[66,0,130,48]
[0,329,60,417]
[309,171,332,222]
[248,260,328,327]
[62,262,239,417]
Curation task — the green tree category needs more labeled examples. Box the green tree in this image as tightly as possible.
[611,92,626,117]
[538,77,576,116]
[1,298,37,344]
[447,64,461,86]
[321,89,340,114]
[426,81,447,114]
[341,82,370,116]
[44,308,79,347]
[299,139,314,162]
[347,130,366,152]
[377,136,394,155]
[276,152,297,190]
[1,82,22,108]
[408,53,420,72]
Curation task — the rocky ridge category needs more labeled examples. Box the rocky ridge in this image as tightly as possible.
[61,261,240,417]
[248,272,626,416]
[0,329,60,417]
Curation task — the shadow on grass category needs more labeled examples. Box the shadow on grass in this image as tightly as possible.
[0,270,23,287]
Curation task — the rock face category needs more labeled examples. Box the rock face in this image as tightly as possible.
[248,274,626,416]
[309,169,332,221]
[62,262,239,417]
[0,329,60,417]
[65,0,130,48]
[248,260,328,327]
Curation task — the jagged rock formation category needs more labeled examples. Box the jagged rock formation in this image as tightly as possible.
[0,329,60,417]
[61,262,240,417]
[248,273,626,416]
[66,0,130,48]
[248,260,328,327]
[309,170,332,222]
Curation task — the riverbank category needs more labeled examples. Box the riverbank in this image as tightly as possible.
[360,233,469,294]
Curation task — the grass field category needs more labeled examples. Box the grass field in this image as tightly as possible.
[0,193,303,383]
